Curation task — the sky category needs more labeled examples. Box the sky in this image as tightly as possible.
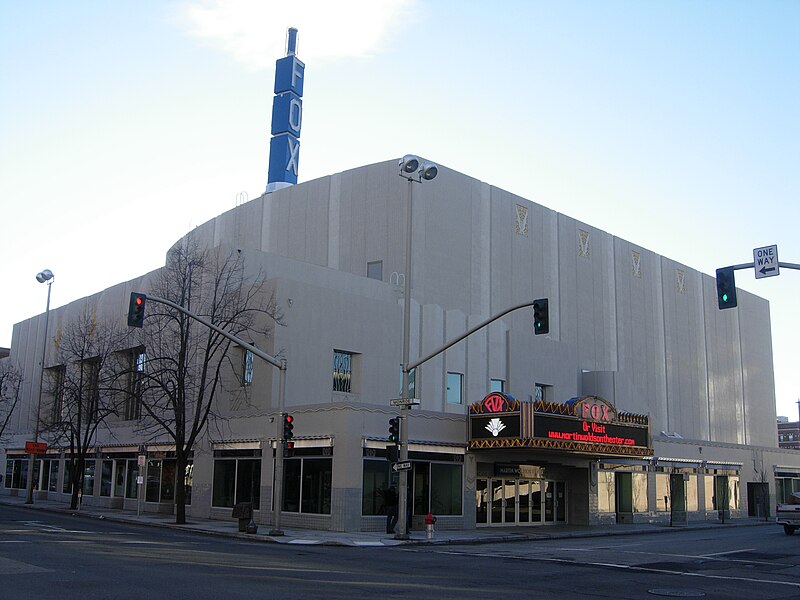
[1,0,798,417]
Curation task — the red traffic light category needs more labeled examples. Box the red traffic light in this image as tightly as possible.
[127,292,147,328]
[285,415,293,423]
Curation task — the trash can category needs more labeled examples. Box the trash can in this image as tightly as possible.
[232,502,253,532]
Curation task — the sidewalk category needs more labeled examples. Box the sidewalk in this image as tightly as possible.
[0,494,772,547]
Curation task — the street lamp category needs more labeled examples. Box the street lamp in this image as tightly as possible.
[25,269,54,504]
[396,155,437,539]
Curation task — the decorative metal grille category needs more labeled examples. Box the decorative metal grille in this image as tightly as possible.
[333,350,352,393]
[515,204,529,236]
[578,229,590,257]
[242,350,254,386]
[676,269,686,294]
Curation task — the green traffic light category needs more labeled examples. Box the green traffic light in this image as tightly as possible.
[722,293,728,302]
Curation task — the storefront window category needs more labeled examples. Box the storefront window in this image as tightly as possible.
[655,473,669,511]
[125,461,140,499]
[4,457,28,490]
[146,458,192,504]
[62,461,72,494]
[728,476,740,510]
[704,475,715,510]
[597,471,615,512]
[82,461,95,496]
[100,460,113,497]
[632,473,647,512]
[430,463,462,515]
[114,459,126,497]
[146,460,161,502]
[302,459,332,514]
[212,452,261,508]
[362,459,391,516]
[686,475,698,511]
[47,459,59,492]
[282,451,332,515]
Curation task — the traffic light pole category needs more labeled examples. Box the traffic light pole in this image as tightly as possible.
[395,299,538,539]
[720,261,800,272]
[136,295,288,534]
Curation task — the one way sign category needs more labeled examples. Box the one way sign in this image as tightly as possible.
[753,245,780,279]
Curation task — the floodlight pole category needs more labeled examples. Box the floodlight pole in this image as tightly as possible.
[25,273,53,504]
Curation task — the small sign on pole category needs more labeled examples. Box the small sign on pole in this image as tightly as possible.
[390,398,420,407]
[753,245,780,279]
[392,461,412,472]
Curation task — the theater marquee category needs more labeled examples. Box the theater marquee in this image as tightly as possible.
[468,394,651,457]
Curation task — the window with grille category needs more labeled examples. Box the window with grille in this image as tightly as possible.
[333,350,353,393]
[47,365,66,423]
[124,349,145,420]
[242,349,254,387]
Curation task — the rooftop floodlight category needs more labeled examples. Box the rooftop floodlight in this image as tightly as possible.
[36,269,54,283]
[419,162,438,181]
[399,154,421,175]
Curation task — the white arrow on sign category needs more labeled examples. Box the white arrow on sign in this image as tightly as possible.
[753,244,780,279]
[392,461,412,472]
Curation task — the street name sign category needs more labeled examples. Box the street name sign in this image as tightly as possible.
[392,461,412,472]
[754,245,780,279]
[390,398,420,407]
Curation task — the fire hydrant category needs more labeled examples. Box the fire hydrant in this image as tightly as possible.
[425,511,437,539]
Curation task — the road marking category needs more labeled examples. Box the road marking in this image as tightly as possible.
[701,548,755,557]
[428,549,800,589]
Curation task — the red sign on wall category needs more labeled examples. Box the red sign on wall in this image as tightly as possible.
[25,441,47,455]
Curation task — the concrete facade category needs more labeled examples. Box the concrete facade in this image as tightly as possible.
[3,159,798,531]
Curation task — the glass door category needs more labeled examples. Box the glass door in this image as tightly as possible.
[530,480,542,523]
[518,481,530,524]
[504,480,516,524]
[490,479,504,525]
[544,481,567,523]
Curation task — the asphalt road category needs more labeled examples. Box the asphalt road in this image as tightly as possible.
[1,505,798,599]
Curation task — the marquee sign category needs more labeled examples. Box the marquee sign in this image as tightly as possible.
[468,393,651,457]
[469,393,520,440]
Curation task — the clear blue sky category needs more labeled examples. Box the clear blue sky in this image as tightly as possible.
[1,1,798,417]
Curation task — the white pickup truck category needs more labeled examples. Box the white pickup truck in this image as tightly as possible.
[776,492,800,535]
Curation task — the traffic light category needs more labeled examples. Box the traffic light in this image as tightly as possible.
[386,444,399,463]
[283,414,294,441]
[715,267,738,310]
[127,292,147,328]
[388,417,399,443]
[533,298,549,335]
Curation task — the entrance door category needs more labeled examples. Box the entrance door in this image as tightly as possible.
[518,480,531,524]
[476,478,566,526]
[544,481,566,523]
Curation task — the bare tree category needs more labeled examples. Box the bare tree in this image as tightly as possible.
[138,240,279,524]
[41,305,127,509]
[0,361,23,442]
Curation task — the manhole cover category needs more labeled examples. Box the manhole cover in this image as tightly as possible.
[648,590,706,598]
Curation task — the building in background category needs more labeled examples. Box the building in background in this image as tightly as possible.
[3,159,799,530]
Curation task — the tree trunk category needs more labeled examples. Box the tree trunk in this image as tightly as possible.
[174,451,187,524]
[69,457,83,510]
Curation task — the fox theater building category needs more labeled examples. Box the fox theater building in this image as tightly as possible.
[4,158,798,532]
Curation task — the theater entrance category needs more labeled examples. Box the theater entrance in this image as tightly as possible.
[476,478,566,526]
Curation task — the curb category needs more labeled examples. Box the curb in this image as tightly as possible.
[1,498,773,547]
